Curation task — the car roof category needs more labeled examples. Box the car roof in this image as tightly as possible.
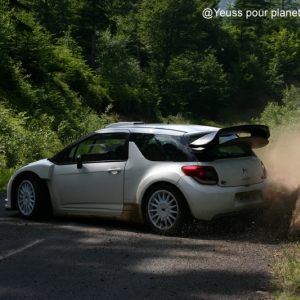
[100,122,220,135]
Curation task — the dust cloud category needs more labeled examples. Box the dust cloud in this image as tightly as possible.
[255,132,300,236]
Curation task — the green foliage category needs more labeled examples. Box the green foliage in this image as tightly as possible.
[163,50,229,118]
[255,85,300,141]
[136,0,234,120]
[272,243,300,299]
[220,0,300,114]
[137,0,216,77]
[263,28,300,81]
[23,0,70,37]
[162,113,191,125]
[2,0,300,193]
[96,29,160,120]
[57,105,113,146]
[232,54,273,108]
[0,102,62,168]
[52,42,111,112]
[0,168,14,192]
[67,0,117,67]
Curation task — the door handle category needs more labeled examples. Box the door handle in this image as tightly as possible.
[107,168,121,175]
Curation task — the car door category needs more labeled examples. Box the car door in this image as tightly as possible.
[51,132,129,216]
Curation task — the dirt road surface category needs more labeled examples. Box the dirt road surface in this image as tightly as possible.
[1,191,296,300]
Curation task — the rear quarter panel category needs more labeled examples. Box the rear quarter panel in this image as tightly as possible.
[124,142,195,205]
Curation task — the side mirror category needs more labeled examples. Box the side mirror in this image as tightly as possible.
[76,154,83,169]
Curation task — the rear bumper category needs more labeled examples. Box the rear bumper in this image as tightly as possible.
[177,176,270,221]
[5,177,13,211]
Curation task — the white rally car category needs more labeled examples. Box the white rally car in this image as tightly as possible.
[5,122,270,235]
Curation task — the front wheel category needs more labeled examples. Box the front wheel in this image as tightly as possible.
[143,184,188,235]
[17,175,51,219]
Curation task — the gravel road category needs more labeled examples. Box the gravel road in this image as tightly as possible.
[0,190,297,300]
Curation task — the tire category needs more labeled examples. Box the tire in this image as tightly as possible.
[17,175,51,219]
[143,184,188,235]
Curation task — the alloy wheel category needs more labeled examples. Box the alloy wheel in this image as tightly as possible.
[148,190,179,230]
[18,180,36,216]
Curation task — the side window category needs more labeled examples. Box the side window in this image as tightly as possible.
[130,133,190,162]
[61,133,127,163]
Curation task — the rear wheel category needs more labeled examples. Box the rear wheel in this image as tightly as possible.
[17,175,51,219]
[144,184,188,235]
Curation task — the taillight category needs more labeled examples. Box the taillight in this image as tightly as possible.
[261,162,267,179]
[182,166,219,185]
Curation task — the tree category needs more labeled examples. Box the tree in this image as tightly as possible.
[231,0,270,62]
[137,0,201,78]
[262,28,300,82]
[163,50,229,119]
[22,0,70,38]
[96,30,160,119]
[68,0,115,69]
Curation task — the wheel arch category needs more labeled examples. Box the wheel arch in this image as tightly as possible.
[10,171,51,212]
[140,180,191,223]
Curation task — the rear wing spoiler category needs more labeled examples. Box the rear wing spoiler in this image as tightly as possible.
[189,125,270,151]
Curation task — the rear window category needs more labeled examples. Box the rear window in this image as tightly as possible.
[130,133,194,162]
[193,144,255,162]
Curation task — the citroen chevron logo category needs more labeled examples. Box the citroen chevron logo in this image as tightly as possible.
[243,168,248,174]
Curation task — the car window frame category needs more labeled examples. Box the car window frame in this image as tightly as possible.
[129,133,196,162]
[50,132,130,165]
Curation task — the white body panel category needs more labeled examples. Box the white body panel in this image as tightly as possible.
[5,151,269,221]
[50,161,126,215]
[124,143,269,220]
[214,156,264,187]
[177,176,270,220]
[124,142,194,204]
[13,159,54,179]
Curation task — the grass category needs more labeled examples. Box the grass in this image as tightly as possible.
[272,243,300,299]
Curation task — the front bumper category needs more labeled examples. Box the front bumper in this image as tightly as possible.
[5,198,12,211]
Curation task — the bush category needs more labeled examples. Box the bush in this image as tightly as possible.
[0,104,62,168]
[255,85,300,140]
